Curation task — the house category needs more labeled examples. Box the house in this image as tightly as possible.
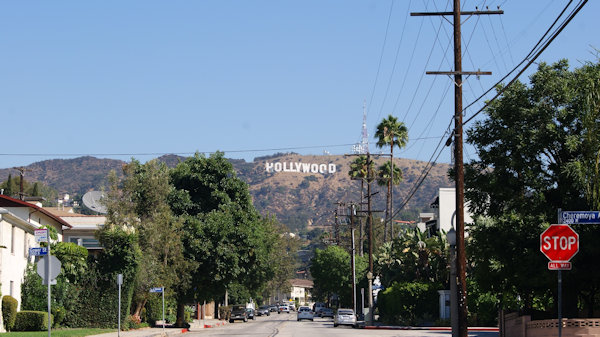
[43,207,105,253]
[418,187,473,237]
[0,194,72,326]
[270,278,314,306]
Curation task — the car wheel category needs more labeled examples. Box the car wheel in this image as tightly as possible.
[297,319,300,321]
[229,319,234,323]
[311,319,314,321]
[334,323,338,327]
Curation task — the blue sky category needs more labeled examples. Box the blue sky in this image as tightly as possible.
[0,1,598,169]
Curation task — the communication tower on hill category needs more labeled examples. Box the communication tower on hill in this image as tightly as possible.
[352,101,369,154]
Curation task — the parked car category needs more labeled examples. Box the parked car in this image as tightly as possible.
[246,307,256,320]
[256,305,270,316]
[334,308,356,327]
[288,303,296,311]
[229,305,248,323]
[268,305,278,312]
[278,304,290,314]
[296,306,314,321]
[320,307,334,318]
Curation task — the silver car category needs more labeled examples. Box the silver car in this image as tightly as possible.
[333,308,356,327]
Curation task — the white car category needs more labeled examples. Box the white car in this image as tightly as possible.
[296,306,314,321]
[278,305,290,314]
[333,308,356,327]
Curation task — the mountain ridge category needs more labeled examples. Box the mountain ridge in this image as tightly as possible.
[0,154,452,231]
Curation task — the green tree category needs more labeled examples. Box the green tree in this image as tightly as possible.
[464,59,600,317]
[376,161,403,239]
[375,228,447,289]
[374,115,408,242]
[104,159,188,319]
[169,152,277,325]
[310,245,367,307]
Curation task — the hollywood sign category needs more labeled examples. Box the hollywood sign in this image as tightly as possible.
[265,162,338,174]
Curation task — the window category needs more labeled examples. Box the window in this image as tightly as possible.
[24,236,29,258]
[11,225,16,254]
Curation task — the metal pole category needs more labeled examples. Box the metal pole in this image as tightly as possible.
[557,208,562,337]
[351,218,357,316]
[47,229,51,337]
[162,287,165,335]
[558,270,562,337]
[118,278,121,337]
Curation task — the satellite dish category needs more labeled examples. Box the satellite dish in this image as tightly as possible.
[82,191,108,214]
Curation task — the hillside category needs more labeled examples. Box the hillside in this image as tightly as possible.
[0,154,452,231]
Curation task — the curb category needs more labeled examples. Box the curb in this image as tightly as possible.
[361,326,499,332]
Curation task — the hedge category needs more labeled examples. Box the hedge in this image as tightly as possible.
[2,295,18,331]
[377,281,439,326]
[13,311,53,331]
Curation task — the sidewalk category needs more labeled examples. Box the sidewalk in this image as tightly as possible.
[86,319,228,337]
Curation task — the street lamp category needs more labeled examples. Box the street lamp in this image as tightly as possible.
[446,227,458,337]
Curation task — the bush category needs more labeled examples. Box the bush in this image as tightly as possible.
[218,305,231,320]
[377,281,439,326]
[13,311,53,331]
[2,295,18,331]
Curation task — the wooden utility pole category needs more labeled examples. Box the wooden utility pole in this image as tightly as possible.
[14,166,31,201]
[412,4,502,337]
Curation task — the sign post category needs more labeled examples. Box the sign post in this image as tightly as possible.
[541,214,580,337]
[35,228,52,337]
[149,287,165,334]
[117,274,123,337]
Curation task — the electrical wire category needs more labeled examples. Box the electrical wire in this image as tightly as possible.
[463,0,587,126]
[366,0,396,116]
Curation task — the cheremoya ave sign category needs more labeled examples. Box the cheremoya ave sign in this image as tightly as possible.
[265,162,337,174]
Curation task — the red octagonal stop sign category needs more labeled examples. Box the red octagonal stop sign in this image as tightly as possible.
[540,224,579,262]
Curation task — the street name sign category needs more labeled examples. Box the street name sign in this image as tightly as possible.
[35,229,48,243]
[540,224,579,264]
[149,287,164,293]
[29,247,48,256]
[560,211,600,224]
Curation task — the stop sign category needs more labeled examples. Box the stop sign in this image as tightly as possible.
[540,224,579,261]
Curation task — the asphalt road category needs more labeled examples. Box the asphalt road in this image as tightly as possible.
[184,313,500,337]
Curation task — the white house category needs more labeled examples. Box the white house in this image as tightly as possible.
[0,194,71,330]
[270,278,313,306]
[420,187,473,236]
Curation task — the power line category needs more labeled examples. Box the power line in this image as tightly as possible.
[463,0,587,125]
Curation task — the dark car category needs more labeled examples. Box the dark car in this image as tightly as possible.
[256,305,270,316]
[246,307,256,320]
[229,305,248,323]
[320,307,334,318]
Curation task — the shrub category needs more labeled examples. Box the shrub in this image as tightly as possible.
[218,305,231,320]
[13,311,53,331]
[377,281,439,326]
[2,295,18,331]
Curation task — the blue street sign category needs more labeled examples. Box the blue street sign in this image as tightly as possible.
[149,287,164,293]
[29,247,48,256]
[561,211,600,224]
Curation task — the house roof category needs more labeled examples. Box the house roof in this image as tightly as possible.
[0,195,72,228]
[290,278,314,288]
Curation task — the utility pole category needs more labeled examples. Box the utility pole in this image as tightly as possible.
[411,4,502,337]
[366,152,374,325]
[14,167,31,201]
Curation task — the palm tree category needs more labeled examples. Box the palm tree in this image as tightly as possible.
[374,115,408,242]
[377,161,403,240]
[348,155,375,256]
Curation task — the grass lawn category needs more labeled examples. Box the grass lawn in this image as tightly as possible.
[2,328,114,337]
